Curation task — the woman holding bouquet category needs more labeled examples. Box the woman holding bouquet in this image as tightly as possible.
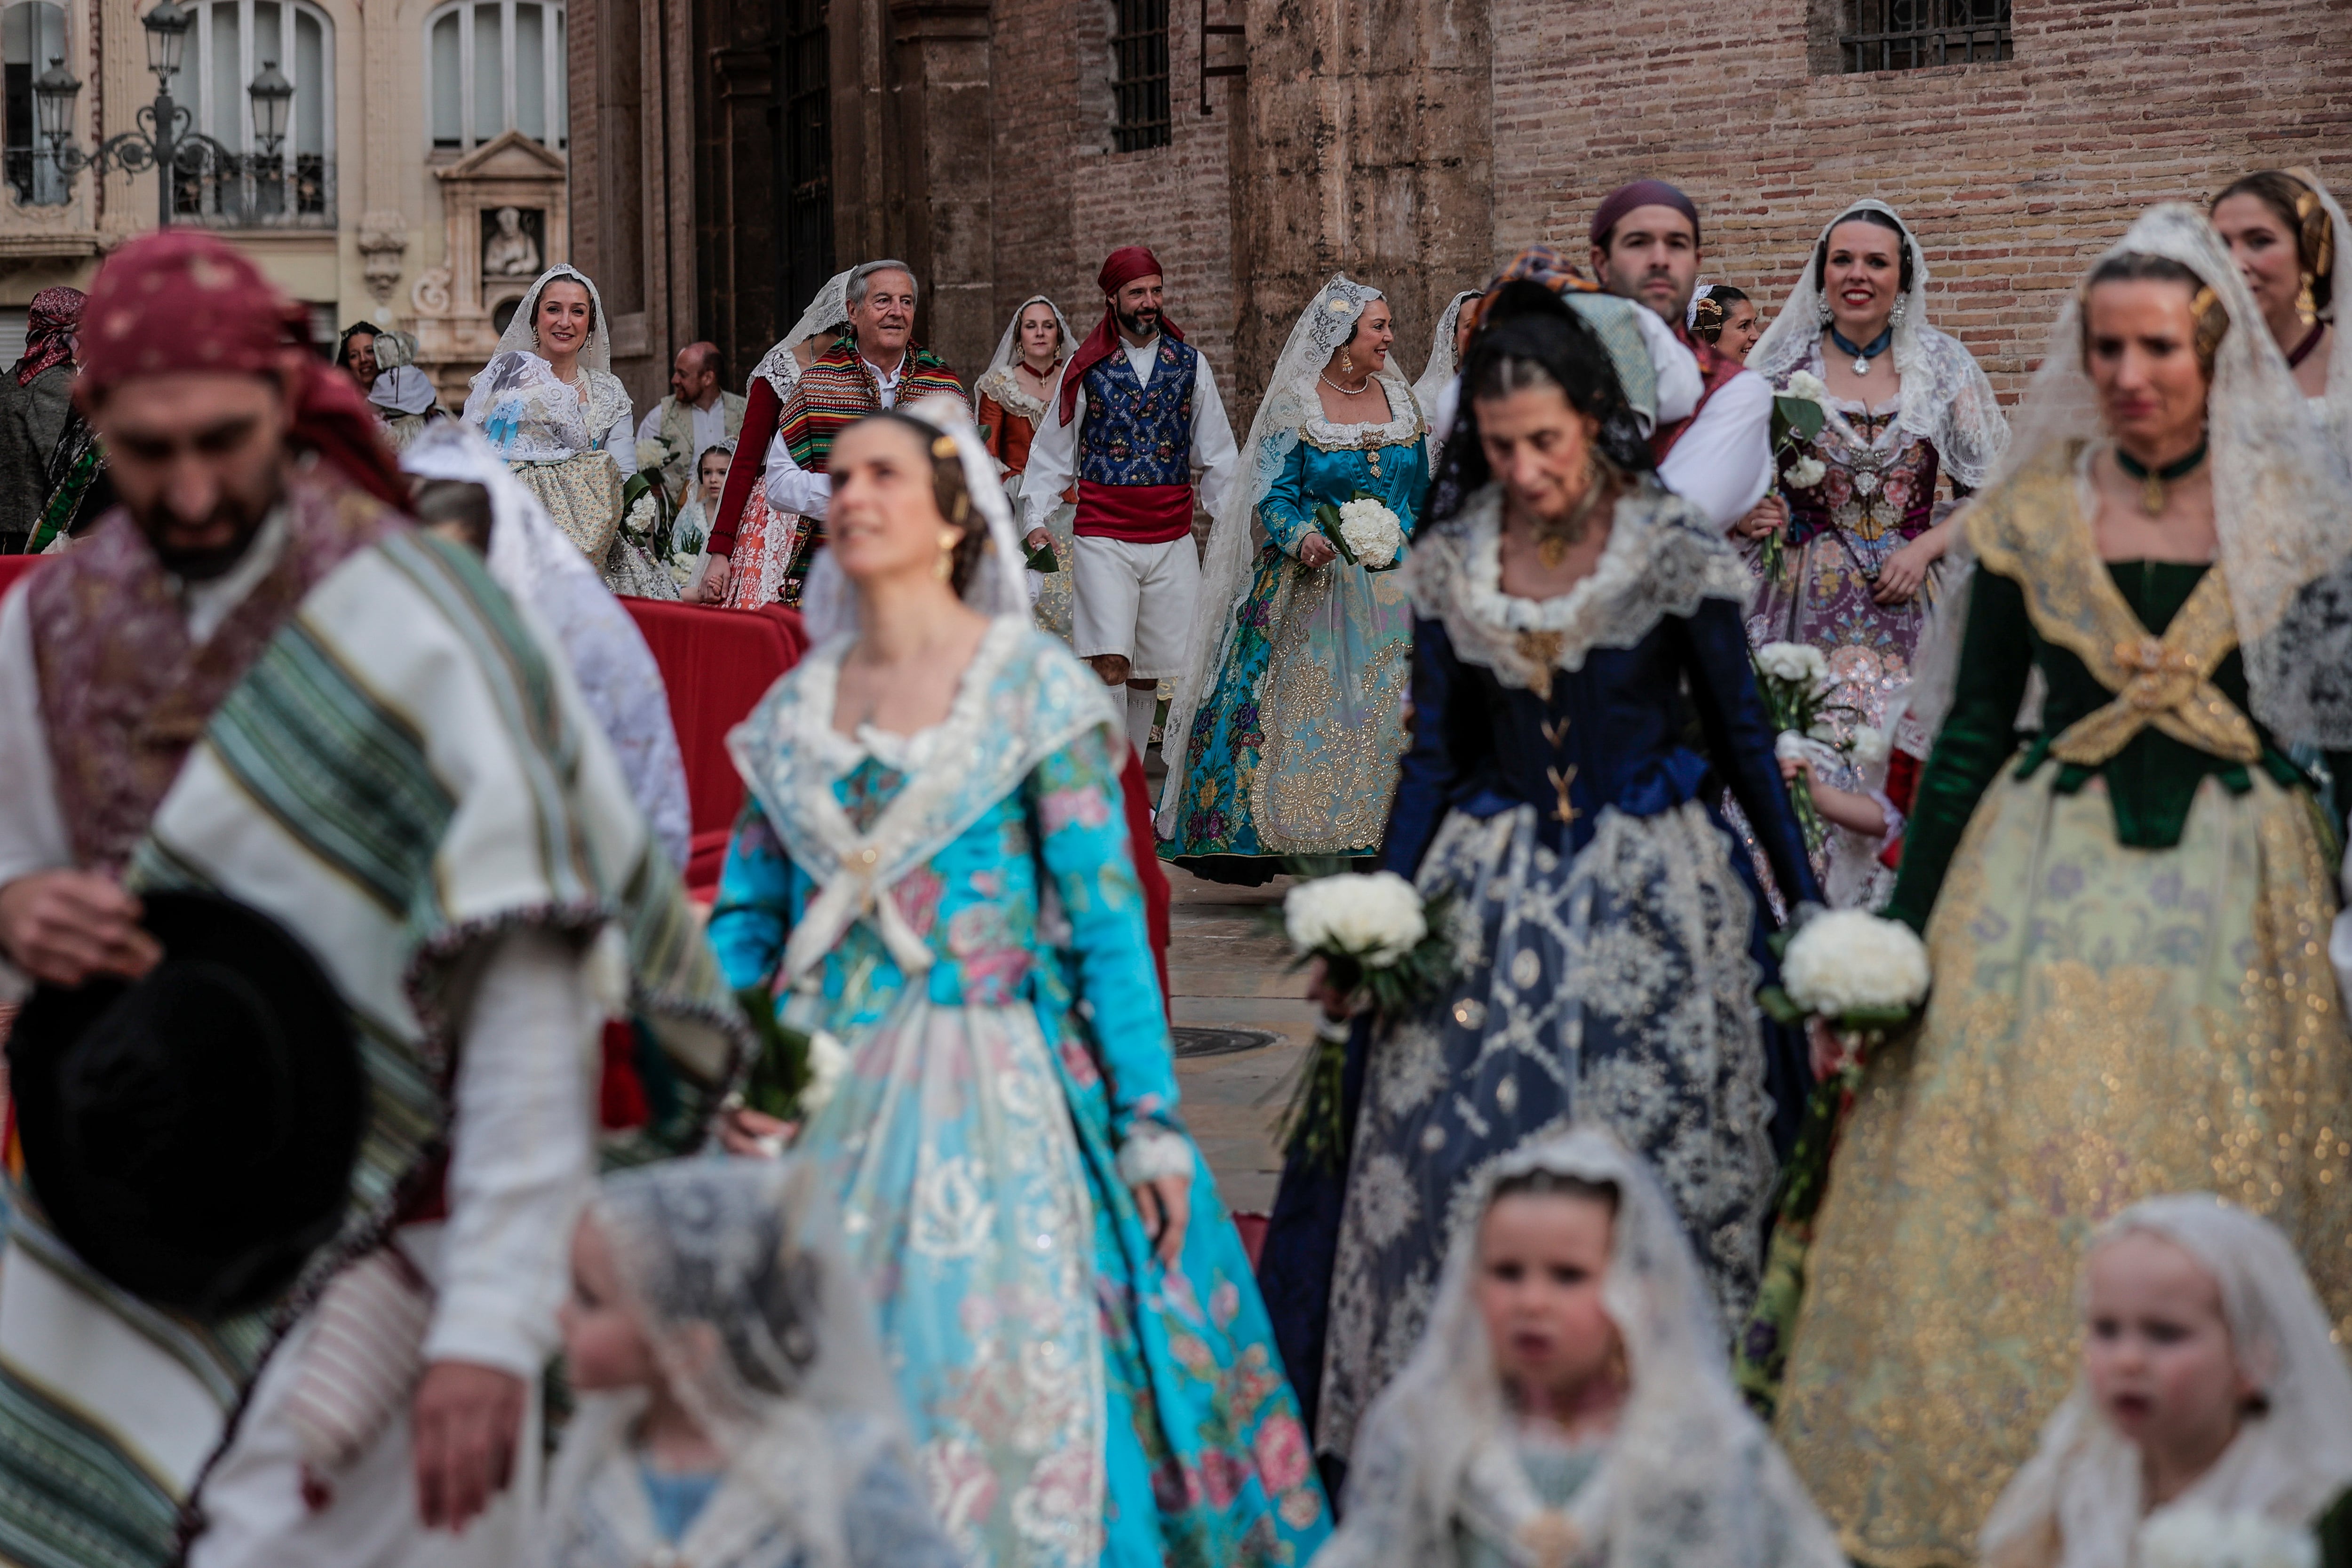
[707,396,1330,1568]
[1309,310,1822,1470]
[1745,202,2007,740]
[1157,274,1429,885]
[1772,207,2352,1568]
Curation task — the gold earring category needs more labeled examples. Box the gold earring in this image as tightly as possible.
[2298,271,2320,326]
[1341,349,1355,377]
[934,528,960,582]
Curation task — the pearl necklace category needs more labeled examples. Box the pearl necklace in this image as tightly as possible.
[1320,370,1373,396]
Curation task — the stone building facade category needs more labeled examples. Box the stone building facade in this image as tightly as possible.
[571,0,2351,412]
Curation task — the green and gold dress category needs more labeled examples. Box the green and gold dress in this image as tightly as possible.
[1772,440,2352,1568]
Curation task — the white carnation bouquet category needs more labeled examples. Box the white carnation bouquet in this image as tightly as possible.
[1276,868,1457,1168]
[1758,371,1832,583]
[1311,491,1406,570]
[1751,640,1861,851]
[2139,1507,2319,1568]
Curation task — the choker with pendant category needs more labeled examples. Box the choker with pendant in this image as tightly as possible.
[1828,323,1894,377]
[2114,437,2209,515]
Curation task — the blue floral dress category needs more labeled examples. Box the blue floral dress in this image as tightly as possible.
[709,618,1331,1568]
[1159,393,1429,883]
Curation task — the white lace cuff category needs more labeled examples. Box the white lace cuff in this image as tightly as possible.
[1117,1124,1196,1186]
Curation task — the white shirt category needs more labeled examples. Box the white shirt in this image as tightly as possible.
[1426,305,1699,448]
[1658,366,1775,532]
[635,395,732,469]
[760,350,910,521]
[1019,334,1239,536]
[0,551,592,1380]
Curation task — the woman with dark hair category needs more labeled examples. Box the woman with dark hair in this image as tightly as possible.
[1309,309,1821,1469]
[333,319,382,394]
[1772,208,2352,1568]
[1688,283,1762,360]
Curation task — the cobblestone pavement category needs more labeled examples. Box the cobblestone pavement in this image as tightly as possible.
[1163,865,1312,1217]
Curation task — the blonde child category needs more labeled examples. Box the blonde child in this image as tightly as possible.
[1981,1195,2352,1568]
[540,1159,958,1568]
[1312,1127,1846,1568]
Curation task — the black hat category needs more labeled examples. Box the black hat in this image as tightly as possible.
[8,891,366,1321]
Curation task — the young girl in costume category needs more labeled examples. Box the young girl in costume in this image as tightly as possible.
[673,442,732,596]
[1312,1127,1846,1568]
[539,1159,959,1568]
[1980,1195,2352,1568]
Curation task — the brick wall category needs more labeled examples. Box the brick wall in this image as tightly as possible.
[1489,0,2352,397]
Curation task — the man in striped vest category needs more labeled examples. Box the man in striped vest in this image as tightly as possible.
[1021,246,1239,757]
[754,258,965,605]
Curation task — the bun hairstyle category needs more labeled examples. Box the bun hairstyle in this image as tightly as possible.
[874,410,991,595]
[1690,284,1751,344]
[2079,251,2232,379]
[2211,169,2336,317]
[1813,207,1916,295]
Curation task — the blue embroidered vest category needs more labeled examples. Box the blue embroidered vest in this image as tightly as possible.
[1078,338,1198,487]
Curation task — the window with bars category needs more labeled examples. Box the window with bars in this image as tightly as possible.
[173,0,335,225]
[1840,0,2010,72]
[1111,0,1169,153]
[777,0,834,322]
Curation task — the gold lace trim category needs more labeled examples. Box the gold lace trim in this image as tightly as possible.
[1965,443,2261,767]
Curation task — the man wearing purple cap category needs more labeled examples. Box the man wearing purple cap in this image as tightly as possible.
[1589,179,1774,533]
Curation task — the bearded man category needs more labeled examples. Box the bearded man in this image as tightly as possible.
[0,231,739,1568]
[632,340,743,506]
[1022,246,1237,756]
[1589,179,1774,532]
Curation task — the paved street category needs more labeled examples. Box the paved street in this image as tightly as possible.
[1163,865,1312,1217]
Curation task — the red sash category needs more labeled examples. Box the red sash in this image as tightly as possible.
[1074,482,1194,544]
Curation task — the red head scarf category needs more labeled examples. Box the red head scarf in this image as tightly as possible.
[14,286,83,387]
[1589,179,1701,250]
[79,230,407,508]
[1058,245,1187,426]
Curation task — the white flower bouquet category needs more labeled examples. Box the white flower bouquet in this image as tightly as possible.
[2140,1507,2319,1568]
[1753,641,1861,851]
[1311,492,1406,570]
[1759,374,1832,583]
[1277,869,1458,1168]
[1773,909,1929,1031]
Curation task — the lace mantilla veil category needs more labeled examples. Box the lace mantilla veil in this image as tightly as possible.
[1908,203,2352,748]
[459,264,620,456]
[973,294,1081,414]
[1156,272,1406,834]
[2288,168,2352,460]
[1979,1195,2352,1568]
[1318,1128,1847,1568]
[1747,198,2010,492]
[795,392,1033,645]
[536,1159,910,1568]
[751,268,856,402]
[1412,288,1483,425]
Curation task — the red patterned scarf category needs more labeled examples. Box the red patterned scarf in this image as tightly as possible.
[13,287,81,387]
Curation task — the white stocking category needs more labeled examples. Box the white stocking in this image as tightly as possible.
[1125,686,1157,757]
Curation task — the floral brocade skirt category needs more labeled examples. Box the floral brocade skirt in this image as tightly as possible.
[1317,800,1777,1461]
[512,451,624,565]
[1772,767,2352,1568]
[799,995,1331,1568]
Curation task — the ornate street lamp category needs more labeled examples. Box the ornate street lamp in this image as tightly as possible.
[140,0,194,83]
[248,59,293,159]
[31,57,79,148]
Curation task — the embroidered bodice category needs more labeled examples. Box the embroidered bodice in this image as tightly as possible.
[1256,393,1430,557]
[1385,482,1819,910]
[1079,339,1199,486]
[1775,342,1943,544]
[708,619,1180,1137]
[469,351,632,464]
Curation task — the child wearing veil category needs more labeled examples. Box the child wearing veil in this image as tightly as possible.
[1980,1195,2352,1568]
[1313,1127,1846,1568]
[541,1158,959,1568]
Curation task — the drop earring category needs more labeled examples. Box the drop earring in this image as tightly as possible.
[934,528,960,582]
[1890,295,1908,331]
[2298,271,2320,327]
[1816,298,1834,327]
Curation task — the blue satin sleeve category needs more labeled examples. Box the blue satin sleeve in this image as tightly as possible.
[1670,598,1823,910]
[706,798,797,991]
[1256,437,1316,555]
[1380,614,1483,879]
[1028,724,1182,1135]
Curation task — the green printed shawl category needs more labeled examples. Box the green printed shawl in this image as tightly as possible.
[0,527,745,1568]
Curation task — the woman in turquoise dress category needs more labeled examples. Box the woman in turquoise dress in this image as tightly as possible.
[1157,276,1429,884]
[708,395,1331,1568]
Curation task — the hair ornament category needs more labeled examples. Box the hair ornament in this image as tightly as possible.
[931,435,960,459]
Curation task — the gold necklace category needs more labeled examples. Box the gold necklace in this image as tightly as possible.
[1519,477,1607,569]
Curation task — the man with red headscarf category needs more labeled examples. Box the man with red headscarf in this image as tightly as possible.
[1021,246,1238,756]
[0,231,739,1568]
[0,285,84,549]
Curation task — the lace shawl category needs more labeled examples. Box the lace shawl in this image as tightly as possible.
[1407,480,1754,692]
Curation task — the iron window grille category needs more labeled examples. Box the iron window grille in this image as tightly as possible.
[1112,0,1169,152]
[778,0,834,322]
[1840,0,2010,73]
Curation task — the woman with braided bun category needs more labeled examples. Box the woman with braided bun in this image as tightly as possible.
[2212,168,2349,453]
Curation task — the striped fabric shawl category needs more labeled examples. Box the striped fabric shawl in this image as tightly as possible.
[779,338,963,471]
[0,484,745,1568]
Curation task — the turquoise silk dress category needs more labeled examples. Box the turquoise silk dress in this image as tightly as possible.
[709,618,1332,1568]
[1161,394,1429,880]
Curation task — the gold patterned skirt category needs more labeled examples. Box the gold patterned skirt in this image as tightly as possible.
[1773,766,2352,1568]
[510,450,624,565]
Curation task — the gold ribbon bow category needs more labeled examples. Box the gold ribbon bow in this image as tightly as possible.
[2047,566,2261,767]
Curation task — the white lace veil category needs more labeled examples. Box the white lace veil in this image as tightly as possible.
[1157,272,1404,833]
[539,1158,909,1568]
[1317,1127,1849,1568]
[1979,1194,2352,1568]
[751,268,857,400]
[1909,203,2352,748]
[2285,168,2352,458]
[979,295,1080,382]
[1748,199,2010,489]
[491,263,613,374]
[1412,289,1483,425]
[795,391,1033,644]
